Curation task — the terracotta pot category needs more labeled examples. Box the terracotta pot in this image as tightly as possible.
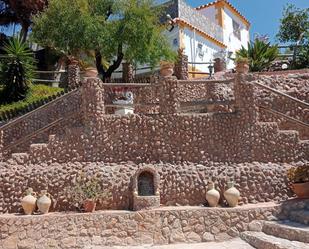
[206,182,220,207]
[224,181,240,207]
[84,67,98,77]
[236,62,249,74]
[160,64,174,77]
[37,190,52,214]
[83,199,96,212]
[21,188,37,215]
[291,182,309,198]
[68,56,79,65]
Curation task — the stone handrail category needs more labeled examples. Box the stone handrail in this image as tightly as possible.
[0,88,82,149]
[259,105,309,129]
[178,78,234,85]
[254,81,309,108]
[0,88,81,131]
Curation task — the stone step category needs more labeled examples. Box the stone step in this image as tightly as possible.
[290,210,309,225]
[240,231,309,249]
[278,130,299,141]
[263,221,309,243]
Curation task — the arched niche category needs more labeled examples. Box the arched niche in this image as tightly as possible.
[133,166,160,197]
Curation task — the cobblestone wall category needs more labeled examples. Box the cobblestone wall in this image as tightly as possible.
[0,161,294,214]
[0,203,280,249]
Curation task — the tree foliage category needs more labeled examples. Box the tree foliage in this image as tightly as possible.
[277,4,309,69]
[236,39,278,72]
[32,0,176,81]
[0,38,36,103]
[0,0,48,40]
[277,4,309,43]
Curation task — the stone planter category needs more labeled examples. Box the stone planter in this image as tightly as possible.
[236,61,249,74]
[133,194,160,211]
[206,182,220,207]
[21,188,37,215]
[37,190,52,214]
[84,67,98,78]
[224,181,240,207]
[291,182,309,198]
[83,199,96,212]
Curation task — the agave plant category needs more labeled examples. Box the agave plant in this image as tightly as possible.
[0,38,36,103]
[236,39,279,72]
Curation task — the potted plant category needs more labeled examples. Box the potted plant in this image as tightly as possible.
[65,172,106,212]
[160,60,174,77]
[235,57,249,74]
[287,166,309,198]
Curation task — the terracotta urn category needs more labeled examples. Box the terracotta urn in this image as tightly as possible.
[206,182,220,207]
[21,188,37,215]
[68,56,79,66]
[84,67,98,77]
[83,199,96,213]
[37,190,52,214]
[224,181,240,207]
[160,62,174,77]
[291,182,309,198]
[236,61,249,74]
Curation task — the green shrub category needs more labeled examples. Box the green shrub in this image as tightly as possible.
[236,39,279,72]
[0,37,36,103]
[0,84,63,114]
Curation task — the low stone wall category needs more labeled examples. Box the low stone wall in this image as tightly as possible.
[0,161,293,214]
[0,203,280,249]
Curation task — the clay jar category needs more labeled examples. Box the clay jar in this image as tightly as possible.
[37,190,52,214]
[160,62,174,77]
[206,182,220,207]
[224,181,240,207]
[84,67,98,78]
[21,188,37,215]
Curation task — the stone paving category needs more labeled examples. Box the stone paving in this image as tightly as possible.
[88,238,254,249]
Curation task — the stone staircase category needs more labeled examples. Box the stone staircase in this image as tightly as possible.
[241,200,309,249]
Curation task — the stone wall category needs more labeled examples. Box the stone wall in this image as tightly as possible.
[0,204,280,249]
[255,72,309,140]
[2,74,307,164]
[0,161,293,214]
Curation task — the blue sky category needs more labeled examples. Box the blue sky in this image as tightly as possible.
[188,0,309,43]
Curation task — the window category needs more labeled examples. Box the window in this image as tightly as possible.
[233,20,241,40]
[197,43,204,59]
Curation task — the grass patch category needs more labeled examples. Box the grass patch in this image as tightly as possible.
[0,84,64,114]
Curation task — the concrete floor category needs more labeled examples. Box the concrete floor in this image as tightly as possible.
[87,238,254,249]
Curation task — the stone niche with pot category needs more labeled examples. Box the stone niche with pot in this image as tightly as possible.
[132,166,160,211]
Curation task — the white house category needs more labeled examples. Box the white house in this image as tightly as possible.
[164,0,250,74]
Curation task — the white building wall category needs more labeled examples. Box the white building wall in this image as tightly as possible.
[196,6,217,24]
[182,27,222,73]
[222,7,250,69]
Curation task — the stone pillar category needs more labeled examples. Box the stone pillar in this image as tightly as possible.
[234,74,259,161]
[122,62,134,83]
[174,49,189,80]
[234,74,258,121]
[159,76,179,114]
[81,77,105,126]
[68,63,81,88]
[0,130,3,161]
[214,58,226,73]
